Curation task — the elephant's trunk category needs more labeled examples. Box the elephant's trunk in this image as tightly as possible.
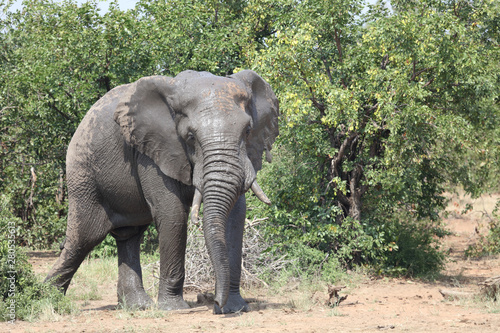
[201,145,244,308]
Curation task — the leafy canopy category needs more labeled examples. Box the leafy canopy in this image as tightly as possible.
[251,0,499,273]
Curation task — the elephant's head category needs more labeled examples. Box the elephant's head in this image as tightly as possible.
[113,70,279,308]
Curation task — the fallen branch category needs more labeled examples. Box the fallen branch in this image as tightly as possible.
[438,289,474,300]
[439,275,500,302]
[328,285,348,306]
[312,285,348,307]
[479,275,500,300]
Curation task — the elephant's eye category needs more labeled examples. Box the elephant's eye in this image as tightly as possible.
[187,132,195,142]
[245,125,251,138]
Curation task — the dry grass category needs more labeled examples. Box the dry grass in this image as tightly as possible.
[443,189,499,222]
[143,217,291,294]
[53,216,290,309]
[67,257,117,302]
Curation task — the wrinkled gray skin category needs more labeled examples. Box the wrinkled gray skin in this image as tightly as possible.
[45,70,279,314]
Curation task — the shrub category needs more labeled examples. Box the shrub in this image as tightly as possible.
[0,196,76,322]
[379,214,447,277]
[89,225,159,259]
[466,199,500,257]
[0,234,77,322]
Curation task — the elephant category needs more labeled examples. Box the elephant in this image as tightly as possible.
[45,70,279,314]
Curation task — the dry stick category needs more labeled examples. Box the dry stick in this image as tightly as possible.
[144,217,292,291]
[439,275,500,301]
[242,264,269,288]
[182,216,292,290]
[438,289,474,300]
[479,275,500,300]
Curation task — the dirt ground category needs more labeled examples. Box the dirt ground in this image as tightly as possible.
[3,192,500,332]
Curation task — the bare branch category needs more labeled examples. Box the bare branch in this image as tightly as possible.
[0,106,17,116]
[334,28,343,63]
[334,28,348,89]
[178,218,291,291]
[410,67,435,82]
[46,91,72,121]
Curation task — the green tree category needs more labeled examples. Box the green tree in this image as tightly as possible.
[1,0,138,247]
[253,0,499,273]
[0,0,277,248]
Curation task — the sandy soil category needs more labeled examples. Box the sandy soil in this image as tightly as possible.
[3,193,500,333]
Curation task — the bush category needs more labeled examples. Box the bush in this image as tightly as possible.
[248,140,449,279]
[0,232,77,322]
[466,199,500,257]
[0,189,67,250]
[88,234,118,258]
[378,214,447,277]
[265,242,342,282]
[89,225,159,259]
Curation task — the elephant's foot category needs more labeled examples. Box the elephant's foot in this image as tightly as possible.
[118,291,154,310]
[157,295,191,311]
[213,293,249,314]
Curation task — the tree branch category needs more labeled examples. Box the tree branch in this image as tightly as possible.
[331,131,357,176]
[348,164,363,220]
[0,106,17,117]
[334,28,343,63]
[334,28,348,89]
[410,67,435,82]
[380,54,389,70]
[321,57,334,84]
[214,4,219,24]
[330,102,378,178]
[299,70,326,115]
[46,91,71,121]
[412,58,416,80]
[424,77,435,87]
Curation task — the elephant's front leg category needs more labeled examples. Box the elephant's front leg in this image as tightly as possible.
[214,195,249,314]
[155,206,191,310]
[138,159,192,310]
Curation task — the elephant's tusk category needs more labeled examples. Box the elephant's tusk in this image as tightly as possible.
[190,188,202,224]
[251,181,272,206]
[265,149,273,163]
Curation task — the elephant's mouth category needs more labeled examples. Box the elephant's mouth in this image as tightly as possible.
[189,180,270,223]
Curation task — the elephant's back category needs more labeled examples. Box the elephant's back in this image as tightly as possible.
[67,85,129,168]
[66,84,149,217]
[66,84,136,194]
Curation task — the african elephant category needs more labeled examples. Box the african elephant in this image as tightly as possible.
[45,70,279,314]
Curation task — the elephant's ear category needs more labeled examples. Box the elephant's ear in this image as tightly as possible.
[114,76,192,185]
[231,70,279,172]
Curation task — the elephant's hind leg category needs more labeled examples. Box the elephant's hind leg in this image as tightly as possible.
[45,203,110,292]
[114,226,154,310]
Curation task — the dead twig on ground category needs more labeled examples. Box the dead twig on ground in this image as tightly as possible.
[479,275,500,300]
[439,275,500,301]
[156,216,292,292]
